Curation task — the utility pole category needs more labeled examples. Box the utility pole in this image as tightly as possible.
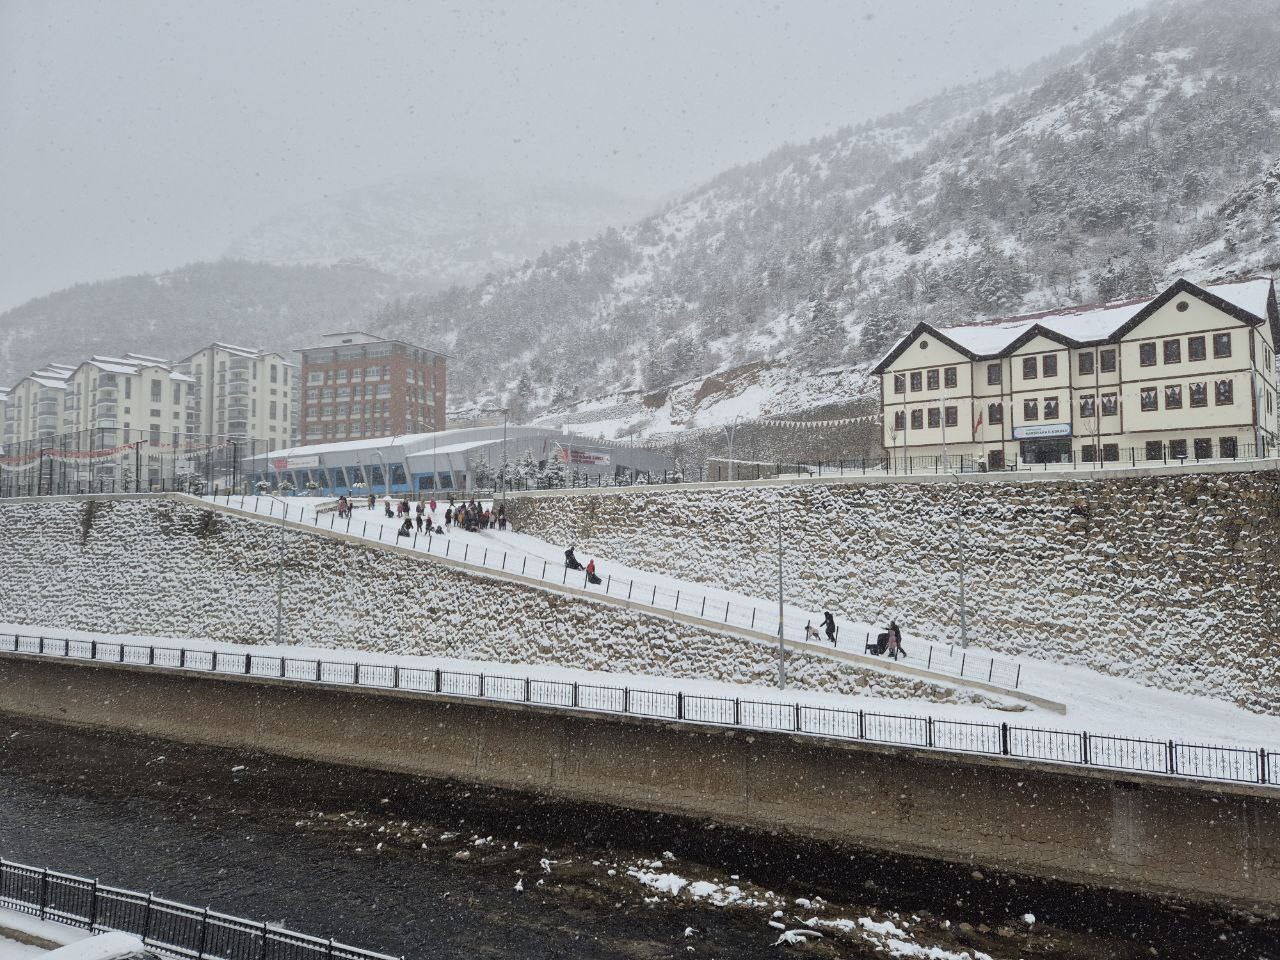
[953,473,969,648]
[776,497,786,689]
[724,415,741,482]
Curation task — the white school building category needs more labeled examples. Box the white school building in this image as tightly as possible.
[873,277,1279,469]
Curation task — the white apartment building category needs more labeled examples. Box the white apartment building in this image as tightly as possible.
[874,277,1280,469]
[3,355,197,484]
[175,342,295,450]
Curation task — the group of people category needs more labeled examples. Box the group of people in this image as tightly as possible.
[803,614,907,659]
[564,546,603,585]
[445,499,508,533]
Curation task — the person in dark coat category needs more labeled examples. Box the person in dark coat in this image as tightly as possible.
[397,518,412,538]
[445,507,454,527]
[565,546,584,570]
[887,620,906,659]
[822,611,838,645]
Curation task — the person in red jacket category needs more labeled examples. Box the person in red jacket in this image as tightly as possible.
[585,559,602,585]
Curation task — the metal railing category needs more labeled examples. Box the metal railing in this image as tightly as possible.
[2,632,1274,789]
[0,858,399,960]
[210,492,1023,691]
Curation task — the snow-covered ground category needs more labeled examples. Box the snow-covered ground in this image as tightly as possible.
[180,494,1280,753]
[8,620,1279,754]
[0,908,86,960]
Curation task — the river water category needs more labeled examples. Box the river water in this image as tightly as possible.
[0,717,1274,960]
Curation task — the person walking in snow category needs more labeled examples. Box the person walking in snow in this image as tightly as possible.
[429,498,437,514]
[823,610,838,646]
[367,493,376,510]
[886,620,906,660]
[445,506,454,527]
[414,512,423,532]
[384,497,394,518]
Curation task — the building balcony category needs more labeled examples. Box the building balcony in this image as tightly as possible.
[95,418,118,430]
[96,388,118,402]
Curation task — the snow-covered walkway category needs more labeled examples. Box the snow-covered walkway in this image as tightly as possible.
[195,493,1027,695]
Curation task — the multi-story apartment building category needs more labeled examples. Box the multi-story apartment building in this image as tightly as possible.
[176,342,295,450]
[3,355,198,485]
[874,277,1280,469]
[297,331,446,445]
[2,363,76,447]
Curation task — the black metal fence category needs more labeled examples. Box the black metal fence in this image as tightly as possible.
[0,858,400,960]
[2,632,1274,790]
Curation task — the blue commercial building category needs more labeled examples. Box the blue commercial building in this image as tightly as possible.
[241,424,668,496]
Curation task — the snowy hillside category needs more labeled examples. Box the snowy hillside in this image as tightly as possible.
[375,0,1280,434]
[0,260,418,387]
[227,174,646,287]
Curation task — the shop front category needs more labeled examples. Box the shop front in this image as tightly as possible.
[1014,423,1073,464]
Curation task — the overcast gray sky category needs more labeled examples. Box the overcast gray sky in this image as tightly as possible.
[0,0,1151,311]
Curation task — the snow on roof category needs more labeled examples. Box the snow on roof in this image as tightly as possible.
[124,351,171,364]
[169,371,196,382]
[939,277,1273,356]
[257,432,437,458]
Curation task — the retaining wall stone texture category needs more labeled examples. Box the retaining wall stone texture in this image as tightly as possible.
[506,472,1280,715]
[0,498,980,704]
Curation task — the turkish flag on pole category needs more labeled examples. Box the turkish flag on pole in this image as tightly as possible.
[972,408,983,440]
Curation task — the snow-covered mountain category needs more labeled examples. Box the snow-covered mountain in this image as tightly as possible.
[226,174,647,288]
[0,260,414,385]
[376,0,1280,437]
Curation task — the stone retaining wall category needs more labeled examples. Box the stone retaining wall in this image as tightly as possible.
[506,470,1280,714]
[0,498,981,704]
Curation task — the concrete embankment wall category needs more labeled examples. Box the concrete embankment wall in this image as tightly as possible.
[506,467,1280,715]
[0,497,968,703]
[2,653,1276,914]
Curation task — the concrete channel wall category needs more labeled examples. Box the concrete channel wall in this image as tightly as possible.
[2,653,1276,915]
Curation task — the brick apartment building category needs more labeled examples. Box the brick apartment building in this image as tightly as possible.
[297,332,446,445]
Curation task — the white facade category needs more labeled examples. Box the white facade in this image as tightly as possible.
[875,277,1280,468]
[176,342,294,449]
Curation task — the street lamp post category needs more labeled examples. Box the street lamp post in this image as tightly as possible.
[724,415,742,482]
[259,493,290,646]
[776,496,787,689]
[952,473,970,648]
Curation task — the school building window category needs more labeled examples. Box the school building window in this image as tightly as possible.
[1189,382,1208,407]
[1078,352,1094,375]
[910,410,923,430]
[1023,399,1038,420]
[910,372,922,392]
[1139,343,1157,366]
[1080,394,1096,418]
[1103,443,1120,462]
[1213,333,1232,358]
[927,408,941,428]
[944,406,958,428]
[1164,384,1183,409]
[987,363,1001,386]
[1219,436,1238,458]
[1145,441,1163,461]
[1100,348,1117,373]
[1140,387,1158,412]
[1194,438,1213,459]
[927,369,940,391]
[893,410,905,430]
[1215,379,1234,405]
[1043,396,1059,419]
[1042,354,1058,377]
[893,374,906,394]
[1170,438,1188,459]
[988,403,1003,424]
[1163,339,1181,364]
[1081,444,1097,463]
[1188,335,1206,361]
[1022,357,1037,379]
[944,367,957,389]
